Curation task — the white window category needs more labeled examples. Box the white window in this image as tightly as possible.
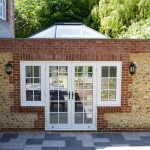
[0,0,6,20]
[20,62,45,106]
[97,62,122,106]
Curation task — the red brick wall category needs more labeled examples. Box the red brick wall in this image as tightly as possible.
[0,39,150,131]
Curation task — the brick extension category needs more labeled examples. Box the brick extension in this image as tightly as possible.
[0,39,150,131]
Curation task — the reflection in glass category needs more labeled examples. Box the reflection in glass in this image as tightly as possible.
[50,102,58,112]
[88,73,92,77]
[101,90,108,101]
[59,113,68,124]
[75,91,83,102]
[84,102,93,113]
[26,66,33,77]
[102,66,109,77]
[109,78,116,89]
[75,102,83,112]
[75,113,83,124]
[50,113,58,124]
[101,78,108,89]
[110,66,117,77]
[88,66,92,72]
[84,83,92,89]
[26,91,33,101]
[34,78,41,84]
[84,90,92,101]
[84,113,92,124]
[50,90,58,101]
[34,66,41,77]
[50,66,58,73]
[109,90,116,101]
[59,66,67,73]
[59,102,67,112]
[34,90,41,101]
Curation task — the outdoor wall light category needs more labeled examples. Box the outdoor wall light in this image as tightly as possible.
[5,62,13,75]
[129,62,136,75]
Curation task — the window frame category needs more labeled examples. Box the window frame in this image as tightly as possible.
[20,61,45,106]
[0,0,6,20]
[97,61,122,106]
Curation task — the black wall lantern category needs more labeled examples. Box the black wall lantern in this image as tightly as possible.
[5,62,13,75]
[129,62,136,75]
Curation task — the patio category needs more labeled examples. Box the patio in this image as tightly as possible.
[1,132,150,150]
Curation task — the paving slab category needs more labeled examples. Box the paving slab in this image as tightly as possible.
[42,147,59,150]
[66,140,82,146]
[1,133,19,139]
[0,142,25,149]
[76,134,92,140]
[23,145,42,150]
[26,138,43,145]
[17,133,34,139]
[34,133,45,139]
[43,140,65,147]
[93,138,110,142]
[122,133,142,140]
[0,133,4,138]
[44,134,60,140]
[61,133,76,137]
[82,140,94,147]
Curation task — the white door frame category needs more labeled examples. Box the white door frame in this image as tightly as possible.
[45,61,97,130]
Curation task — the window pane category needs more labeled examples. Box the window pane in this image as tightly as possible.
[50,113,58,124]
[84,113,92,124]
[59,102,67,112]
[26,78,33,84]
[102,66,109,77]
[59,113,68,124]
[34,78,41,84]
[26,66,33,77]
[78,66,83,72]
[109,90,116,101]
[50,66,58,73]
[75,102,83,112]
[84,102,93,113]
[59,66,67,73]
[101,90,108,101]
[101,78,108,89]
[75,113,83,124]
[88,66,92,72]
[109,78,116,89]
[34,66,41,77]
[34,90,41,101]
[26,90,33,101]
[110,66,117,77]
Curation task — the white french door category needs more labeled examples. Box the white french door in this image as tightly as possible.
[45,62,97,130]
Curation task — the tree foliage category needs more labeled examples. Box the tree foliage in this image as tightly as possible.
[89,0,150,38]
[15,0,92,38]
[15,0,150,38]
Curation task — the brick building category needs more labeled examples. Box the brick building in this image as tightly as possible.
[0,0,14,38]
[0,38,150,131]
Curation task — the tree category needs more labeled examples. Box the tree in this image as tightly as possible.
[119,18,150,39]
[15,0,91,38]
[89,0,150,38]
[15,0,46,38]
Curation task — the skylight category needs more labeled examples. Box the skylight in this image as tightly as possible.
[30,22,109,39]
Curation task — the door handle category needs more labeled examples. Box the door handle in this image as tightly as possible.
[68,92,70,99]
[72,92,75,99]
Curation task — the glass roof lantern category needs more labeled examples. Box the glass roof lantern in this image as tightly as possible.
[30,22,109,39]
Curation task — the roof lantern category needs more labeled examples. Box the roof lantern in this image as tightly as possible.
[30,22,109,39]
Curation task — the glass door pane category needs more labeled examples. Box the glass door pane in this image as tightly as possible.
[74,66,94,126]
[48,65,69,127]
